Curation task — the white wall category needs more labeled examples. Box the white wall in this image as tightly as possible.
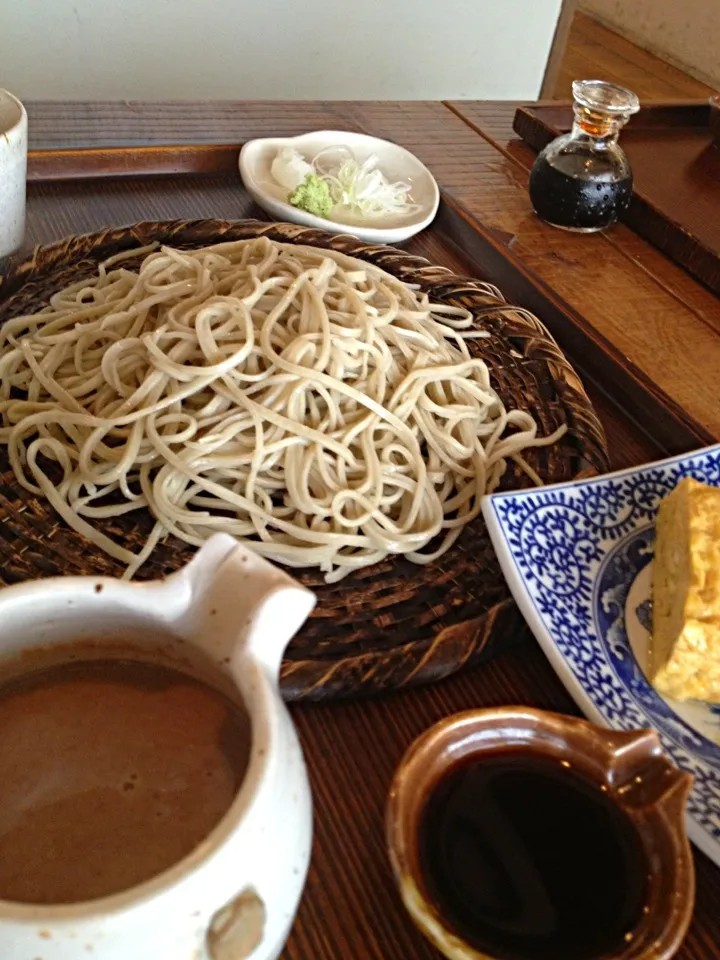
[0,0,562,100]
[581,0,720,88]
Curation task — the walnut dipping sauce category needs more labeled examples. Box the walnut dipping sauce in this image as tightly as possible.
[0,534,316,960]
[386,707,695,960]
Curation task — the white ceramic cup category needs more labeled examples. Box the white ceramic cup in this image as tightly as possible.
[0,89,27,259]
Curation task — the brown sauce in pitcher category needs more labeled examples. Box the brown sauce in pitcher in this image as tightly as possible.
[0,656,251,904]
[418,752,649,960]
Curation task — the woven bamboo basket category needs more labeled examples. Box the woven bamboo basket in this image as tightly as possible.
[0,219,608,699]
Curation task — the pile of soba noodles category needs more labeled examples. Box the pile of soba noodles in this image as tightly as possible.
[0,237,564,581]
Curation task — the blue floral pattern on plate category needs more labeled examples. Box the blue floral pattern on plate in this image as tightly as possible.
[483,444,720,867]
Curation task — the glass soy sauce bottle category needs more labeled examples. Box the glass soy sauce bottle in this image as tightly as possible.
[529,80,640,232]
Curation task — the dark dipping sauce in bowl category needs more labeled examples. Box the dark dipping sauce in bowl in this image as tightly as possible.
[418,752,649,960]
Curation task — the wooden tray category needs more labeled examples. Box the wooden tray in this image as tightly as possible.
[0,218,608,700]
[513,101,720,296]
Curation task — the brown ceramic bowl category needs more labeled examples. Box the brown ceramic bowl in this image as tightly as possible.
[386,707,695,960]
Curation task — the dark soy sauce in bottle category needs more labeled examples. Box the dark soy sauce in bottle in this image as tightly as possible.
[529,80,639,233]
[418,751,649,960]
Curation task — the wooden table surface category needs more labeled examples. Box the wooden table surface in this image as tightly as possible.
[17,99,720,959]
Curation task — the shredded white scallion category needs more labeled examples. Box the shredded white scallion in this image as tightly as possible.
[272,145,421,221]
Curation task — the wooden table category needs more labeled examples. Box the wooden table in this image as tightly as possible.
[19,100,720,959]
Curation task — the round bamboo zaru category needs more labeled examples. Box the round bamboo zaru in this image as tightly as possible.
[0,220,608,699]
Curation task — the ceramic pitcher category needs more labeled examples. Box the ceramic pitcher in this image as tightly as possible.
[0,533,315,960]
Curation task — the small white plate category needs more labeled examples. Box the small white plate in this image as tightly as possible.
[239,130,439,244]
[482,445,720,867]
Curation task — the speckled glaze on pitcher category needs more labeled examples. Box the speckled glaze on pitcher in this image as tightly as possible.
[0,533,315,960]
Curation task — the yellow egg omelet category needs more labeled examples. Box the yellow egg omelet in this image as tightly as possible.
[651,477,720,702]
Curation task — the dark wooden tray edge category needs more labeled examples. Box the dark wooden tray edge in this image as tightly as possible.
[27,144,243,182]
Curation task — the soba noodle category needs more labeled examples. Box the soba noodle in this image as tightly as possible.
[0,237,565,581]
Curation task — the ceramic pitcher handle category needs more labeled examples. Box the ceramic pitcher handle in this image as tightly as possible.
[171,534,316,678]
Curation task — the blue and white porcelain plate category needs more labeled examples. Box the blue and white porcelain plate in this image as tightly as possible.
[483,444,720,867]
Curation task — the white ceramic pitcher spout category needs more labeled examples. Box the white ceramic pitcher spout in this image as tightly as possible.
[173,533,316,677]
[0,534,316,960]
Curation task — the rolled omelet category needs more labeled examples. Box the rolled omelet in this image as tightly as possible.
[651,477,720,702]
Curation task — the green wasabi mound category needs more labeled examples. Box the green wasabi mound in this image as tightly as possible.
[288,174,334,219]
